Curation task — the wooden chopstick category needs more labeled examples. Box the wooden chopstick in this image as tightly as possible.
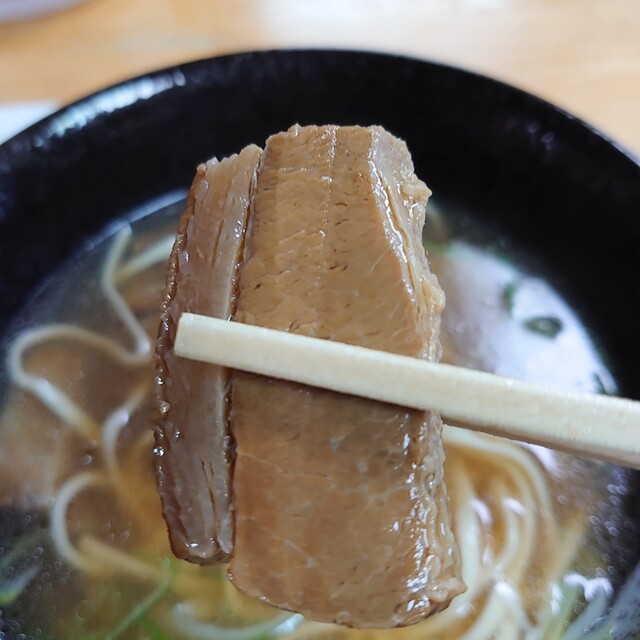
[175,312,640,469]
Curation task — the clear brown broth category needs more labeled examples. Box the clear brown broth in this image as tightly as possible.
[0,198,638,639]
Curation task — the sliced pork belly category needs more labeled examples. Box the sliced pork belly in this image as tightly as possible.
[228,125,464,627]
[155,144,261,563]
[155,125,464,627]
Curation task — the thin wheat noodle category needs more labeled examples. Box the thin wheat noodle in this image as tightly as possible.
[101,381,150,478]
[50,471,110,574]
[114,235,175,284]
[100,225,151,358]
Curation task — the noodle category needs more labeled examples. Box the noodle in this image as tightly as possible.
[101,381,150,479]
[50,471,110,574]
[0,222,614,638]
[171,608,302,640]
[101,225,152,359]
[7,226,153,444]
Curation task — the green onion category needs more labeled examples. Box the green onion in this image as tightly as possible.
[140,613,174,640]
[0,529,44,605]
[592,373,612,396]
[104,558,177,640]
[539,582,582,640]
[501,282,518,316]
[0,529,44,573]
[523,316,563,338]
[0,564,40,605]
[491,246,515,266]
[424,240,449,254]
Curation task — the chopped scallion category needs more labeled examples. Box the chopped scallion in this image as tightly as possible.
[523,316,563,338]
[104,558,176,640]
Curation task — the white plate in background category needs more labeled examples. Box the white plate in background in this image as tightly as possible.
[0,0,89,22]
[0,102,56,144]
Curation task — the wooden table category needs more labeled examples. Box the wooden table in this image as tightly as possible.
[1,0,639,156]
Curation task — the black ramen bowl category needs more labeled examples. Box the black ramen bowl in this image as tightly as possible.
[1,49,640,636]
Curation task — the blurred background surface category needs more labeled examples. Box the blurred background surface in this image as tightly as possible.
[0,0,639,154]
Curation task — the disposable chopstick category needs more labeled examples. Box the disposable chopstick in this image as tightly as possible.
[175,312,640,469]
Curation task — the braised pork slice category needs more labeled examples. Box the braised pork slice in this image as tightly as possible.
[228,125,464,627]
[155,144,261,563]
[155,124,464,627]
